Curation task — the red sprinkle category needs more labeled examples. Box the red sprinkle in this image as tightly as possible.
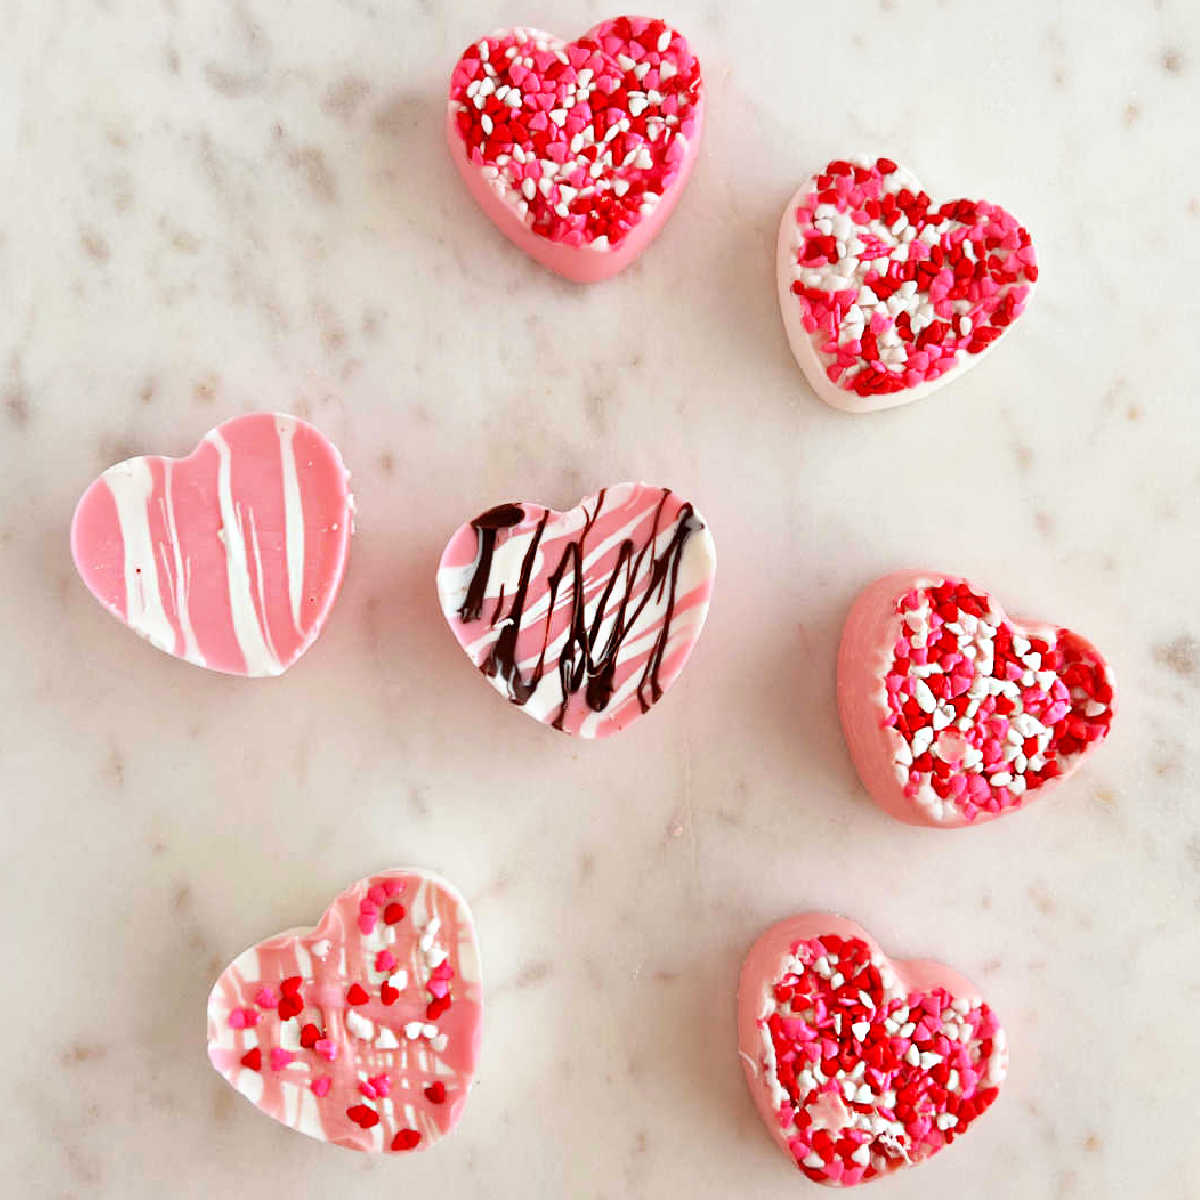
[391,1128,421,1151]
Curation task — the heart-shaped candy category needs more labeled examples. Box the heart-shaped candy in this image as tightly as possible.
[70,413,352,676]
[738,914,1006,1186]
[207,869,482,1154]
[839,572,1115,826]
[777,157,1037,412]
[436,482,716,737]
[446,16,703,281]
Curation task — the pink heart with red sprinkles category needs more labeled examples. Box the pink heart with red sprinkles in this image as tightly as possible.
[838,571,1116,827]
[739,914,1006,1186]
[446,16,703,282]
[777,157,1037,412]
[207,870,481,1154]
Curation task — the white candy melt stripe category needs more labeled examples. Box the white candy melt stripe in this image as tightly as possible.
[103,457,176,654]
[276,416,306,632]
[158,462,202,664]
[206,429,282,677]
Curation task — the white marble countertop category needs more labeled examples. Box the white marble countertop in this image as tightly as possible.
[2,2,1198,1196]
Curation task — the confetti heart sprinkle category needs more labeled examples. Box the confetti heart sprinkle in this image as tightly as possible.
[437,482,716,737]
[207,870,482,1153]
[739,913,1006,1186]
[70,412,352,676]
[777,157,1037,412]
[446,16,703,281]
[838,571,1115,826]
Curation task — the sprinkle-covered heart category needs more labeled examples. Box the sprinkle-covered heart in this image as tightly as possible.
[70,413,353,676]
[838,572,1115,826]
[777,157,1037,412]
[738,914,1006,1186]
[436,482,716,737]
[207,870,482,1154]
[446,16,703,282]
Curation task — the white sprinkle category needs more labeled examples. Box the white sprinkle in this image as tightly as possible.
[851,1022,870,1041]
[657,28,672,52]
[311,939,330,959]
[936,1112,959,1131]
[480,113,493,135]
[404,1021,424,1040]
[346,1011,374,1040]
[376,1028,399,1050]
[911,726,934,757]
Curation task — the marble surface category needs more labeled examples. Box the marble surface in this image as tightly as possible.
[2,2,1198,1196]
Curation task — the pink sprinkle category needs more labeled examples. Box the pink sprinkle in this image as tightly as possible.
[228,1007,257,1030]
[311,1077,331,1098]
[314,1038,339,1062]
[254,986,278,1009]
[375,950,397,973]
[269,1048,295,1071]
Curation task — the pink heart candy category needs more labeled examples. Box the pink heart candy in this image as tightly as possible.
[777,157,1037,412]
[70,412,352,676]
[838,571,1116,826]
[207,869,482,1154]
[446,16,703,281]
[739,913,1006,1186]
[437,482,716,737]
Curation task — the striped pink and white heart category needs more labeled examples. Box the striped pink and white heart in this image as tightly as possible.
[207,869,482,1153]
[70,412,352,676]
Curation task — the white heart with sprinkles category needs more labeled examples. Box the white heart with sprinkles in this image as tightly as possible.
[777,156,1038,413]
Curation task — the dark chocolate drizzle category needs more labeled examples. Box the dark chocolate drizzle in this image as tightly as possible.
[458,488,703,729]
[457,503,524,624]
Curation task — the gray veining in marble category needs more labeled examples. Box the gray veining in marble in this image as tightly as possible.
[1,1,1198,1197]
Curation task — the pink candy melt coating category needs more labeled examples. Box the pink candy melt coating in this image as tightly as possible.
[70,413,352,676]
[837,571,1116,827]
[437,482,716,738]
[738,913,1006,1186]
[446,18,704,282]
[207,869,482,1154]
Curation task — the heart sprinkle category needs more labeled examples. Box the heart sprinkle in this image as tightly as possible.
[757,934,1004,1186]
[207,870,481,1153]
[781,156,1036,407]
[437,483,716,737]
[448,17,701,251]
[884,579,1114,824]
